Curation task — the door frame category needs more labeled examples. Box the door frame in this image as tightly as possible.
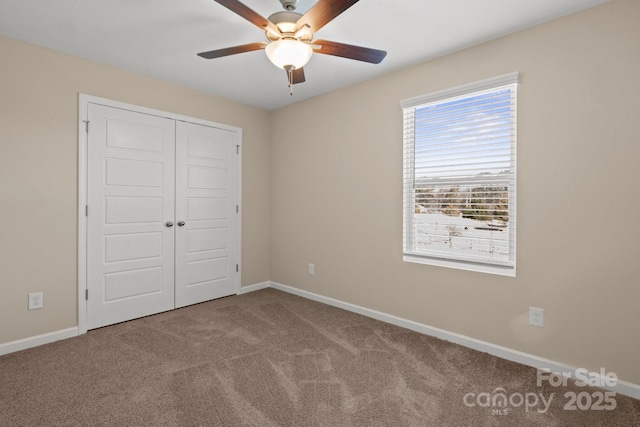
[77,94,242,335]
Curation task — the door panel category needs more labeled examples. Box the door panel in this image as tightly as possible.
[104,267,163,301]
[87,104,176,329]
[104,232,163,262]
[105,197,163,223]
[175,121,238,308]
[187,198,228,220]
[105,158,164,187]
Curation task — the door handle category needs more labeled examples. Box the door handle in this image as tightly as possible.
[166,221,174,227]
[177,221,186,227]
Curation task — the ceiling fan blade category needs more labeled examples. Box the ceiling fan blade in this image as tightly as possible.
[296,0,360,32]
[213,0,279,32]
[312,40,387,64]
[288,67,306,84]
[197,42,266,59]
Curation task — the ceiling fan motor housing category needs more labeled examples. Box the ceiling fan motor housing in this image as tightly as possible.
[266,11,312,42]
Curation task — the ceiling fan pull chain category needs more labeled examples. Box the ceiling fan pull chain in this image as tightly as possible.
[287,66,294,95]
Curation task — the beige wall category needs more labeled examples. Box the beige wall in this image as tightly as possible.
[270,0,640,385]
[0,36,271,343]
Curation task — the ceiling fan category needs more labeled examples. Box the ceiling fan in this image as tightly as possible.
[197,0,387,94]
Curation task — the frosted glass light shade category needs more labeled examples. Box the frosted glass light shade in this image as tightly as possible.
[265,39,312,70]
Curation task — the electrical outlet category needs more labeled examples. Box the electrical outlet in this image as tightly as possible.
[529,307,544,327]
[308,263,315,276]
[28,292,44,310]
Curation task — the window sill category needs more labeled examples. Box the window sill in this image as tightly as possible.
[403,254,516,277]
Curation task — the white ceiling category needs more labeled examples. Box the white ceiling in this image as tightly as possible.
[0,0,609,110]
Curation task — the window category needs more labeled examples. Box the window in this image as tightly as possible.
[401,73,518,276]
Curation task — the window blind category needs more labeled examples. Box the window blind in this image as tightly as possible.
[402,73,518,275]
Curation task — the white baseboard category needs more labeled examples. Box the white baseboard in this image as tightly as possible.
[0,327,79,357]
[256,281,639,401]
[238,281,271,294]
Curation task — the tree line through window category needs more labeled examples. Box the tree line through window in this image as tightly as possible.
[415,185,508,224]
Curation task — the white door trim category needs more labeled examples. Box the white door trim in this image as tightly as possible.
[77,94,242,334]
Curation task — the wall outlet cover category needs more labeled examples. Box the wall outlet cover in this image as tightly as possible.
[529,307,544,327]
[28,292,44,310]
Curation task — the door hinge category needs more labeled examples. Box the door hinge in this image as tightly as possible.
[236,264,239,273]
[236,145,239,154]
[85,289,88,300]
[84,120,89,133]
[236,205,239,214]
[85,205,88,216]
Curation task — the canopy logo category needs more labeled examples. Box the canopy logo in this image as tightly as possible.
[463,388,553,414]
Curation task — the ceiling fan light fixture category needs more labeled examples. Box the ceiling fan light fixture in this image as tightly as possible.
[265,39,312,70]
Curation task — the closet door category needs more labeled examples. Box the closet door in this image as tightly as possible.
[86,104,176,329]
[174,121,239,308]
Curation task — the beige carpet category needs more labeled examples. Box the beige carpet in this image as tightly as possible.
[1,288,638,426]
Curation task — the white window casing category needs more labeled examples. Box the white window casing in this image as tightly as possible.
[401,73,518,276]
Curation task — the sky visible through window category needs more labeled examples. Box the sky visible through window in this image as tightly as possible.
[414,88,512,181]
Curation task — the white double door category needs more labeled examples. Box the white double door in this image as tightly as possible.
[86,103,239,330]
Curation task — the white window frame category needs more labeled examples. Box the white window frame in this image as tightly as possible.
[401,73,518,276]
